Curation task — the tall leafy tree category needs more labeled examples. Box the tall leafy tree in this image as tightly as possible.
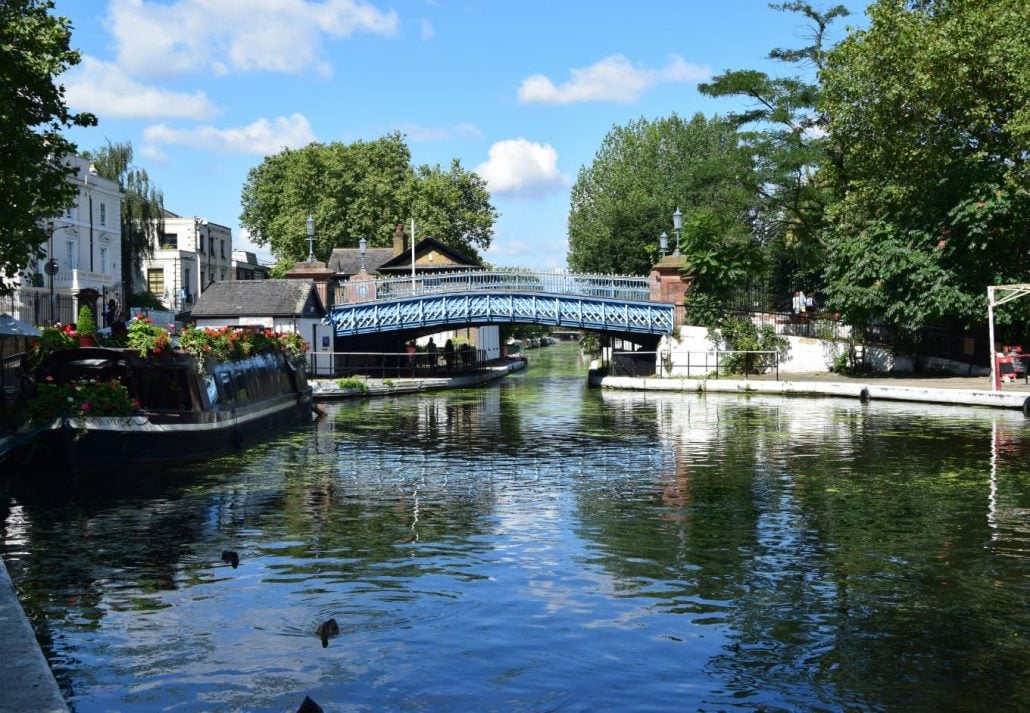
[403,160,496,261]
[698,2,850,298]
[567,113,757,276]
[86,141,165,300]
[821,0,1030,334]
[240,133,495,265]
[0,0,96,293]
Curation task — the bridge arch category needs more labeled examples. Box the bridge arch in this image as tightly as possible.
[326,291,675,350]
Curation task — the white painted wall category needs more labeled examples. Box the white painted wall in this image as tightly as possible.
[658,325,988,377]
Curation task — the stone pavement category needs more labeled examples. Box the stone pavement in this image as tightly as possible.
[596,370,1030,413]
[0,555,68,712]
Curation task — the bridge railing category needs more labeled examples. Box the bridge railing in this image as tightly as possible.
[335,269,652,304]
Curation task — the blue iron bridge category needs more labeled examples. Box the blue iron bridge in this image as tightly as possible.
[326,270,674,343]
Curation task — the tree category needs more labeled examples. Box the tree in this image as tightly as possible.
[698,2,850,300]
[567,113,757,276]
[0,0,96,293]
[240,133,496,265]
[86,141,165,302]
[820,0,1030,334]
[403,160,496,261]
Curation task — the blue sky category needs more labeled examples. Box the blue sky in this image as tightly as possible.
[53,0,867,271]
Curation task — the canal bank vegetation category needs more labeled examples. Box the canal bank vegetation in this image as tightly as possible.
[567,0,1030,351]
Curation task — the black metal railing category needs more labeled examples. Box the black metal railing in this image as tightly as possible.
[309,350,495,379]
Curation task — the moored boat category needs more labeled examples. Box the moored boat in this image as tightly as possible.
[17,344,314,475]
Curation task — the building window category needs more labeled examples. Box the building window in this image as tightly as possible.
[184,268,191,296]
[147,268,164,295]
[100,247,109,274]
[159,233,178,249]
[65,241,76,270]
[99,202,107,226]
[220,240,225,258]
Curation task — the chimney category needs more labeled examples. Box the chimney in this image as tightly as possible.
[393,224,405,256]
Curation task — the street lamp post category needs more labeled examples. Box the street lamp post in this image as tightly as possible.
[672,207,683,256]
[44,222,60,325]
[358,237,367,273]
[659,231,669,258]
[306,215,315,262]
[86,163,97,272]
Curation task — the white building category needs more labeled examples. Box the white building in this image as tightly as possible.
[1,155,124,326]
[231,250,270,281]
[140,211,233,313]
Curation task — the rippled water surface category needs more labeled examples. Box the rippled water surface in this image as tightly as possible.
[3,343,1030,712]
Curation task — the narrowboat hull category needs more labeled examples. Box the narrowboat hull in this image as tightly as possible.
[17,346,316,476]
[24,392,314,475]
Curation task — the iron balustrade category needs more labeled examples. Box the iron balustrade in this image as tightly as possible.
[309,349,493,379]
[334,269,652,304]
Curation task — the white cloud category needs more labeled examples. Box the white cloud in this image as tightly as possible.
[64,56,217,120]
[234,227,274,263]
[518,54,710,105]
[138,144,168,163]
[109,0,399,78]
[396,122,483,142]
[143,114,317,155]
[475,139,568,198]
[420,18,435,40]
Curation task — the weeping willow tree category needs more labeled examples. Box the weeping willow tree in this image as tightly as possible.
[85,141,164,305]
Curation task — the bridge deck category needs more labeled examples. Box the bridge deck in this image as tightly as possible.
[328,290,674,339]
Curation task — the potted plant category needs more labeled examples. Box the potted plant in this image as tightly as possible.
[76,305,98,347]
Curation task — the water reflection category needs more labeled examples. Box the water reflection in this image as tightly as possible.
[1,344,1029,712]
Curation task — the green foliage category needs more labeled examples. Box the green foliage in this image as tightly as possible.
[501,324,550,342]
[128,289,167,311]
[240,133,495,264]
[76,304,96,336]
[86,142,165,296]
[126,315,171,357]
[707,316,789,375]
[26,325,76,372]
[821,0,1030,332]
[0,0,96,294]
[567,113,757,276]
[336,377,368,393]
[579,332,601,358]
[26,376,136,424]
[699,1,849,294]
[402,160,497,262]
[683,292,723,328]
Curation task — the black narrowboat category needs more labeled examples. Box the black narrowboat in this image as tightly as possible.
[21,346,314,474]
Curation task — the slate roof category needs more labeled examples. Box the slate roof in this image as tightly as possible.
[328,238,479,277]
[327,247,395,276]
[190,279,324,318]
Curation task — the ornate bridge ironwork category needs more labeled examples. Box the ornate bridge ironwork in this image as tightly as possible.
[326,269,674,340]
[328,292,674,337]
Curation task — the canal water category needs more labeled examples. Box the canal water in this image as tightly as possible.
[2,342,1030,712]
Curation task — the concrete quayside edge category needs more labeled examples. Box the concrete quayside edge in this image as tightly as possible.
[593,372,1030,414]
